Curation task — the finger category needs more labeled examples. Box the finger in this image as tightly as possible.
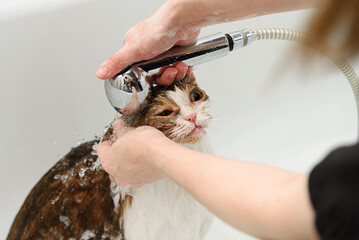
[187,67,192,75]
[155,67,178,85]
[157,65,171,76]
[114,177,128,186]
[97,141,112,163]
[145,76,152,86]
[109,175,116,183]
[174,62,188,80]
[147,65,171,85]
[187,67,195,82]
[96,47,137,80]
[133,183,144,189]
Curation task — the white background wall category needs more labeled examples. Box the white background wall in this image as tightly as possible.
[1,0,358,239]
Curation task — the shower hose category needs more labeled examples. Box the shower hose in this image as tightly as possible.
[251,28,359,142]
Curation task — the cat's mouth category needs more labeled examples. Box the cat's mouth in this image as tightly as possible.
[188,125,202,136]
[186,123,204,138]
[177,124,204,144]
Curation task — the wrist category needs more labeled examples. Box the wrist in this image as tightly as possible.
[162,0,203,40]
[166,0,231,27]
[146,133,178,177]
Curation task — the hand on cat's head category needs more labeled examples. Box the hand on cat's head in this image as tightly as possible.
[149,62,195,86]
[98,120,169,188]
[99,66,203,188]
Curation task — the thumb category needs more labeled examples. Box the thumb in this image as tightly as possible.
[97,140,112,162]
[96,46,139,80]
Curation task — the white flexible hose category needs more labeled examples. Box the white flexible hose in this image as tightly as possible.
[254,28,359,142]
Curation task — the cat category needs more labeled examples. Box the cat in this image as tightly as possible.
[7,78,214,240]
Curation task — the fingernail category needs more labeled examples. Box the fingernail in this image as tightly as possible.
[96,65,110,78]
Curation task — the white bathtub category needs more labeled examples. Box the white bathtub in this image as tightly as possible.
[1,0,357,239]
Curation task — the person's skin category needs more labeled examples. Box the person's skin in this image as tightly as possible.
[98,122,319,240]
[97,0,322,239]
[96,0,317,82]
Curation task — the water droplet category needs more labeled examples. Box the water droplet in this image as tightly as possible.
[92,142,99,151]
[61,175,69,183]
[79,168,86,178]
[59,215,71,228]
[90,158,102,171]
[77,134,85,145]
[51,196,59,205]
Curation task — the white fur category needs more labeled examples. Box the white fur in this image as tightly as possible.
[165,86,212,142]
[122,135,214,240]
[109,86,214,240]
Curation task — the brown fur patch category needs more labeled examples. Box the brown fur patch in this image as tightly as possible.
[7,141,124,240]
[7,78,211,240]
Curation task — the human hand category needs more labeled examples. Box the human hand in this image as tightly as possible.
[96,0,200,85]
[98,119,170,188]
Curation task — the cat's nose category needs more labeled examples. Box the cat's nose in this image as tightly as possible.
[185,113,196,123]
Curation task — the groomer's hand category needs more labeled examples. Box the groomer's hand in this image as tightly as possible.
[96,0,200,85]
[98,120,169,188]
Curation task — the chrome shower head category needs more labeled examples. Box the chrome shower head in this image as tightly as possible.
[105,30,256,112]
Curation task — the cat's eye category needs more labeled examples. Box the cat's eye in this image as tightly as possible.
[190,89,203,102]
[158,109,173,117]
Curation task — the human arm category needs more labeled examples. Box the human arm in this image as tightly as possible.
[96,0,319,83]
[98,125,319,240]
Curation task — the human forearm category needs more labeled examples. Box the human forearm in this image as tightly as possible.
[99,123,319,239]
[151,140,318,239]
[170,0,320,29]
[97,0,320,80]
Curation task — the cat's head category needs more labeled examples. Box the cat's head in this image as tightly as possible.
[122,78,212,144]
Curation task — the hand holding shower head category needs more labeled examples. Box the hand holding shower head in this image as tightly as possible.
[105,30,257,112]
[104,28,359,141]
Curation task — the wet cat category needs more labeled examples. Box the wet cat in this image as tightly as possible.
[7,78,214,240]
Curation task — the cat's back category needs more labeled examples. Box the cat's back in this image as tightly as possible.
[7,140,123,240]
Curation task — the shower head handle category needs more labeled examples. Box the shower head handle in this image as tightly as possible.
[105,30,257,112]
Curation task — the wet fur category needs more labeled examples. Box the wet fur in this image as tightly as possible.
[122,80,211,143]
[7,141,124,239]
[7,79,213,240]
